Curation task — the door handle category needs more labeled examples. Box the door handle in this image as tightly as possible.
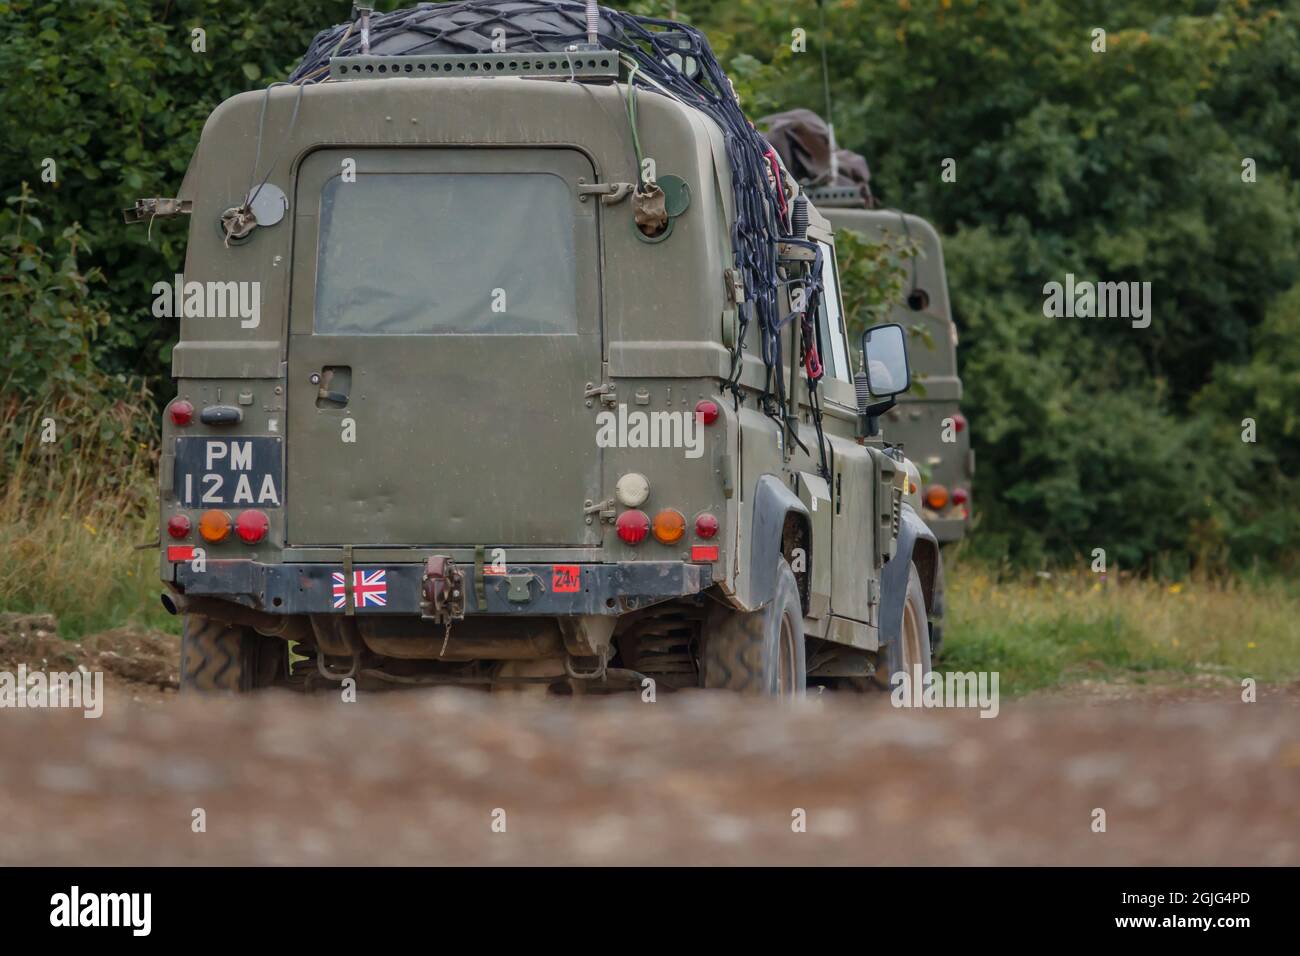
[312,366,351,408]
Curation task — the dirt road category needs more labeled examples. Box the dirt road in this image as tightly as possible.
[1,613,1296,865]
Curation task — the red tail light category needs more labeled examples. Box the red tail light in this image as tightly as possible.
[953,412,967,433]
[169,400,194,426]
[166,515,191,539]
[952,487,969,506]
[616,510,650,545]
[695,400,719,426]
[235,510,269,544]
[695,513,719,538]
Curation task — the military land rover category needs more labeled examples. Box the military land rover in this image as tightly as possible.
[139,0,944,696]
[761,109,973,544]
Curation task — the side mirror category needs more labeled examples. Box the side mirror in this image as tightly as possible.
[860,323,912,399]
[854,323,911,434]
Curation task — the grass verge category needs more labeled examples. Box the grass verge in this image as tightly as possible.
[940,555,1300,694]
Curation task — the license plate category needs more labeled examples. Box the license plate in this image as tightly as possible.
[174,437,283,508]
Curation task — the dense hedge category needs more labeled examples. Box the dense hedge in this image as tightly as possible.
[1,0,1296,570]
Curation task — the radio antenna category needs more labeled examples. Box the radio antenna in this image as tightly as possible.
[817,0,838,181]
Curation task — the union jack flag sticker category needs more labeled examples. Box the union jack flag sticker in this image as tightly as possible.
[332,569,388,609]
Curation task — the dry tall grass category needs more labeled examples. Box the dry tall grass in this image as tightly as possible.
[0,396,171,638]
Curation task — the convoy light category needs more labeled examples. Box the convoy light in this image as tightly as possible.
[694,513,719,539]
[166,515,191,540]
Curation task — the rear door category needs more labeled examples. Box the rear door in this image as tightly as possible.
[286,148,603,547]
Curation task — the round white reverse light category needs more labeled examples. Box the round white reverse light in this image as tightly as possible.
[615,472,650,508]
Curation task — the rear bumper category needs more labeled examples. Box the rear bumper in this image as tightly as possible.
[925,515,969,543]
[172,559,709,616]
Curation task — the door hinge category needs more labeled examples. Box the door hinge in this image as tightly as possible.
[724,267,746,305]
[122,198,192,224]
[577,180,636,205]
[585,498,617,523]
[584,382,618,407]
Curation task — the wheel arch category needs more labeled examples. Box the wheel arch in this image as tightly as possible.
[880,505,941,652]
[749,474,811,615]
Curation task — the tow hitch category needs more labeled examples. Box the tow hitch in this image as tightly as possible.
[420,556,466,657]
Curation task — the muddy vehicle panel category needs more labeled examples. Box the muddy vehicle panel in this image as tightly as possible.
[149,2,943,695]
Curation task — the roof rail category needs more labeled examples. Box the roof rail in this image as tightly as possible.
[329,51,620,82]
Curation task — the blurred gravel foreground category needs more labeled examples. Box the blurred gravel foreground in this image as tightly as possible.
[1,687,1296,866]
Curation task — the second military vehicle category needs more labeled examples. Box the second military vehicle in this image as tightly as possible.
[138,0,944,696]
[762,109,973,544]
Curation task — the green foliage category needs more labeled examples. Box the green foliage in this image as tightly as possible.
[0,0,351,386]
[833,226,918,343]
[679,0,1300,570]
[1,184,110,399]
[0,0,1296,570]
[0,183,156,514]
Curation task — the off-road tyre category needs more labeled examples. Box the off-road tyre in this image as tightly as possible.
[701,558,806,697]
[872,562,932,691]
[180,614,288,693]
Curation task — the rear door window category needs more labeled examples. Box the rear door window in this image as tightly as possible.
[314,172,577,335]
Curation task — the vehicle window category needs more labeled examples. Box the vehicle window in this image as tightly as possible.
[314,172,577,334]
[815,242,852,382]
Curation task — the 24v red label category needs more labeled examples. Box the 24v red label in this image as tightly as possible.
[551,565,581,593]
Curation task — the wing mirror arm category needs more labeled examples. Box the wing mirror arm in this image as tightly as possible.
[856,395,896,439]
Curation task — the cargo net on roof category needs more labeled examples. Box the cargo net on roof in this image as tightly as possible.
[291,1,830,465]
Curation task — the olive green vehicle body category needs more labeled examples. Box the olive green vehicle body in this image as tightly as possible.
[157,71,941,686]
[822,208,972,542]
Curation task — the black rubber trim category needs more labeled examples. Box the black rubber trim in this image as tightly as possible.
[879,505,938,653]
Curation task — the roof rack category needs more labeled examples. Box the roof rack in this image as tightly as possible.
[329,51,620,81]
[804,184,870,209]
